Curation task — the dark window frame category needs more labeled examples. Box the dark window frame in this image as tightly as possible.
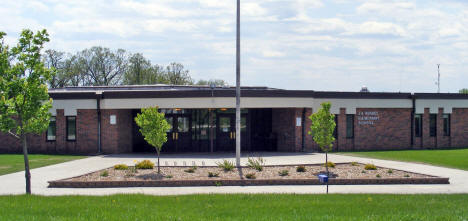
[66,116,77,141]
[443,114,450,136]
[346,114,354,138]
[429,114,437,137]
[333,115,338,139]
[46,116,56,142]
[414,114,422,137]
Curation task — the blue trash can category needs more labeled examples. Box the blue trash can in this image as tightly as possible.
[318,174,328,183]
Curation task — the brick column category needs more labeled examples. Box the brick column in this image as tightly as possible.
[55,109,66,153]
[337,108,347,150]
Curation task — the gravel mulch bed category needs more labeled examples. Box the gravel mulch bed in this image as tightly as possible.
[65,163,434,182]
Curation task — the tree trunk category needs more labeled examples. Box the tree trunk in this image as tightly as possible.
[21,134,31,195]
[157,151,160,174]
[325,151,328,176]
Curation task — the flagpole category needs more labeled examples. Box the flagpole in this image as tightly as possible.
[235,0,241,167]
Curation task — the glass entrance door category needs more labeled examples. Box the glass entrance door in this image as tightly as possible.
[216,114,247,152]
[163,114,192,152]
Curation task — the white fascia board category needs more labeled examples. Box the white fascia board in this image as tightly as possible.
[313,98,413,114]
[49,99,97,116]
[415,99,468,114]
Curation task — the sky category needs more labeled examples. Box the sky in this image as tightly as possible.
[1,0,467,92]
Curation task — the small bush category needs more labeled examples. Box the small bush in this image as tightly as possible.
[376,174,381,178]
[184,166,197,173]
[100,171,109,177]
[216,160,235,171]
[351,162,358,166]
[387,169,393,174]
[364,164,377,170]
[361,170,366,173]
[113,164,128,170]
[323,161,336,168]
[296,165,307,172]
[165,175,173,178]
[278,170,289,176]
[247,157,265,171]
[215,181,223,186]
[135,160,154,169]
[208,172,220,177]
[245,173,256,179]
[404,174,410,178]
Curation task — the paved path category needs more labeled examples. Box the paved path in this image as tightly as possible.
[0,152,467,195]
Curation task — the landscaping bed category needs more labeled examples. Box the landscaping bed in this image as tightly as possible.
[48,162,449,188]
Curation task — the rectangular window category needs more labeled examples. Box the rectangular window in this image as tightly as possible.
[333,115,338,138]
[429,114,437,137]
[443,114,450,136]
[46,116,56,141]
[346,114,354,138]
[414,114,422,137]
[66,116,76,141]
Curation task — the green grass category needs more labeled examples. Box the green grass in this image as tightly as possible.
[0,194,466,220]
[0,154,86,175]
[340,148,468,170]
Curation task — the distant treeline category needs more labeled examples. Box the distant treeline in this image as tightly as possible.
[43,46,226,88]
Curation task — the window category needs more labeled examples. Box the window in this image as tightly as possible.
[346,114,354,138]
[46,116,56,141]
[333,115,338,138]
[414,114,422,137]
[429,114,437,137]
[443,114,450,136]
[66,116,76,141]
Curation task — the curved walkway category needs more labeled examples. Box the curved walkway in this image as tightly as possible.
[0,152,467,195]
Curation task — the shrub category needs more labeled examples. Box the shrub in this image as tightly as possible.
[135,160,154,169]
[100,171,109,177]
[216,160,235,171]
[247,157,265,171]
[361,170,366,173]
[245,173,256,179]
[404,174,410,178]
[351,162,358,166]
[208,172,220,177]
[296,165,307,172]
[113,164,129,170]
[376,174,381,178]
[184,168,195,173]
[278,170,289,176]
[323,161,336,168]
[215,181,223,186]
[387,169,393,174]
[165,175,173,178]
[364,164,377,170]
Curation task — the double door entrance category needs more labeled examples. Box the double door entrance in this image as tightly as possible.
[163,114,192,152]
[216,114,248,151]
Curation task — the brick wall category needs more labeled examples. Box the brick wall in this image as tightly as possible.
[451,108,468,147]
[101,109,133,154]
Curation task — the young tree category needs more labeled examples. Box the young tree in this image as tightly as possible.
[459,88,468,94]
[309,102,336,177]
[134,106,170,173]
[0,29,53,194]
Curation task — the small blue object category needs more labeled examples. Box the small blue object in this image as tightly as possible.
[318,174,328,183]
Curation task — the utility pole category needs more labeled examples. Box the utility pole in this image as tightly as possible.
[437,64,440,93]
[235,0,241,167]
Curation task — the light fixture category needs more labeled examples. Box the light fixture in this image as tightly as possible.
[220,108,227,111]
[174,108,181,111]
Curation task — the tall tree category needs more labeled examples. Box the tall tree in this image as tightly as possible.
[195,79,227,86]
[308,102,336,178]
[43,49,70,88]
[134,106,170,174]
[0,29,53,194]
[78,46,128,86]
[166,62,193,85]
[123,53,168,85]
[459,88,468,94]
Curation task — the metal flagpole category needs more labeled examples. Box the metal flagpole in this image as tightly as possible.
[235,0,241,167]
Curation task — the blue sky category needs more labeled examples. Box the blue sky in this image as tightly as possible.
[1,0,467,92]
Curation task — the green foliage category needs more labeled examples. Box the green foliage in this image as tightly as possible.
[214,181,222,186]
[361,170,366,173]
[0,154,85,176]
[296,165,307,172]
[113,164,128,170]
[459,88,468,94]
[351,162,358,166]
[0,29,53,137]
[323,162,336,168]
[184,166,197,173]
[165,175,173,179]
[387,169,393,174]
[364,164,377,170]
[278,170,289,176]
[134,107,170,153]
[216,160,235,172]
[135,160,154,169]
[376,174,381,178]
[404,174,410,178]
[100,171,109,177]
[195,79,227,86]
[245,173,256,179]
[208,172,219,177]
[246,157,265,171]
[308,102,336,152]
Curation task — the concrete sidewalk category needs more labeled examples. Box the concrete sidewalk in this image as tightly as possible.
[0,152,467,195]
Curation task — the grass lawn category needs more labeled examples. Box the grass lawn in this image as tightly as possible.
[339,148,468,170]
[0,194,466,220]
[0,154,86,176]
